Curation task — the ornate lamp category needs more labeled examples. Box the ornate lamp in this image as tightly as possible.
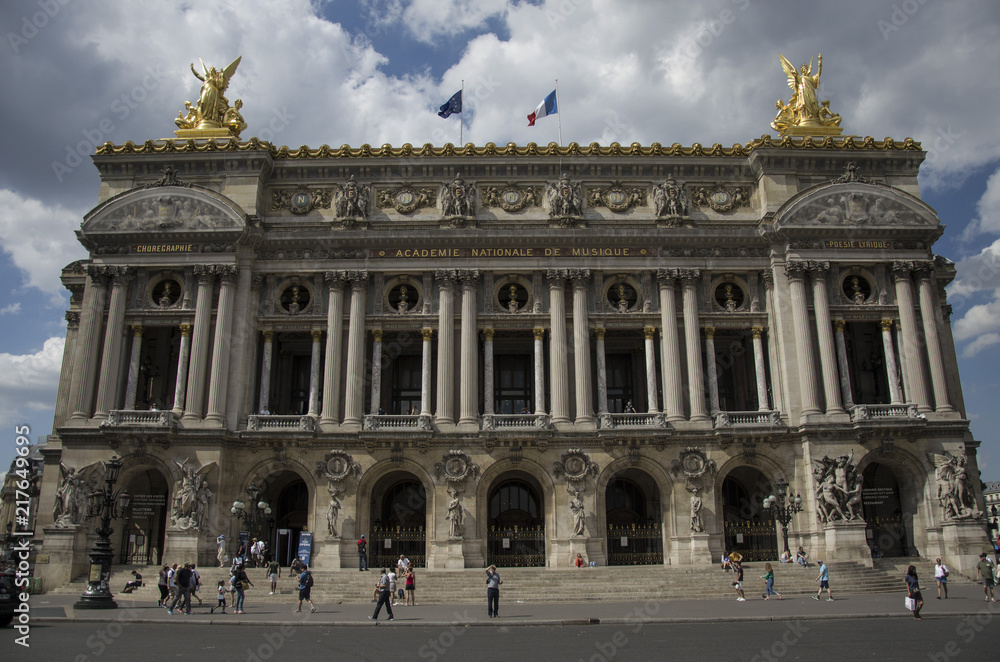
[764,477,803,559]
[230,483,271,544]
[75,456,130,610]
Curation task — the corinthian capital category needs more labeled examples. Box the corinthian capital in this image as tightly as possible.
[347,270,369,288]
[324,270,348,288]
[656,268,679,287]
[807,261,830,275]
[457,269,480,285]
[890,260,915,281]
[214,264,239,282]
[676,268,701,283]
[568,269,591,286]
[546,269,569,286]
[435,269,458,287]
[784,261,808,281]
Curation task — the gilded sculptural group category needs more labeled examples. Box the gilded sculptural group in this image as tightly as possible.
[771,53,842,136]
[175,57,246,138]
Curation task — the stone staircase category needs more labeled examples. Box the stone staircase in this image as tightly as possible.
[49,559,959,604]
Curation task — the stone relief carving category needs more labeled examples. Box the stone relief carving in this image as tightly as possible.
[315,450,362,483]
[170,458,216,531]
[587,181,646,212]
[813,450,862,523]
[88,193,242,232]
[333,175,371,219]
[434,450,481,483]
[52,461,99,528]
[272,186,333,214]
[553,449,599,482]
[652,175,688,218]
[440,174,476,218]
[546,173,583,218]
[481,183,541,212]
[376,184,437,214]
[258,248,365,261]
[670,448,718,481]
[690,183,751,212]
[657,246,767,258]
[784,191,924,226]
[927,451,983,521]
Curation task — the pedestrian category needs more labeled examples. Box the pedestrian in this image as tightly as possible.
[295,563,317,613]
[575,553,585,568]
[190,564,203,606]
[167,563,193,615]
[761,562,782,600]
[210,580,227,614]
[486,565,502,617]
[157,566,169,606]
[268,557,281,595]
[388,568,400,606]
[934,558,949,599]
[233,563,253,613]
[358,534,369,571]
[732,560,746,602]
[976,553,996,602]
[405,568,416,606]
[905,565,924,620]
[165,563,178,608]
[369,568,394,622]
[813,559,833,601]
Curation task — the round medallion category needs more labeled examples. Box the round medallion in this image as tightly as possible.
[710,190,731,207]
[502,190,522,205]
[682,453,705,475]
[607,190,626,205]
[396,191,414,205]
[291,191,312,213]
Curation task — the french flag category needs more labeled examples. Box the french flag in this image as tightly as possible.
[527,90,557,126]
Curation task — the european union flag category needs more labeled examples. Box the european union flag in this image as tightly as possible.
[438,90,462,118]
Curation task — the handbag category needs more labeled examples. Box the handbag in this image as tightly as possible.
[904,596,916,611]
[240,580,250,590]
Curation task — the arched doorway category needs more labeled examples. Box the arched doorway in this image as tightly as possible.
[487,473,545,567]
[370,472,427,568]
[862,463,910,557]
[119,467,169,565]
[721,467,777,561]
[271,475,309,566]
[605,470,663,565]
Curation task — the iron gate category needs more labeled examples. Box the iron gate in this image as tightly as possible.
[724,519,777,562]
[487,525,545,567]
[370,525,426,568]
[606,523,663,565]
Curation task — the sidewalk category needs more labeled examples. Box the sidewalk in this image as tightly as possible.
[23,583,999,628]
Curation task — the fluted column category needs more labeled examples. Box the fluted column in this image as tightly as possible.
[785,262,822,417]
[257,330,274,413]
[458,270,480,426]
[343,271,369,425]
[657,270,684,422]
[94,267,133,417]
[915,266,954,412]
[595,328,608,415]
[435,270,457,425]
[643,326,659,413]
[182,266,216,421]
[881,319,903,404]
[533,327,546,414]
[68,267,110,418]
[370,329,383,415]
[761,271,783,413]
[570,270,594,424]
[680,270,708,421]
[483,329,495,416]
[832,321,854,408]
[123,325,144,410]
[705,326,719,414]
[420,329,433,416]
[892,262,931,412]
[751,326,770,411]
[308,329,322,416]
[547,270,571,424]
[321,271,347,424]
[808,262,844,414]
[206,266,238,424]
[170,325,192,413]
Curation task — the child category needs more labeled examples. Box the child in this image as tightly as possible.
[210,580,227,614]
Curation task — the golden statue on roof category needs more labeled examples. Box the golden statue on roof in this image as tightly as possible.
[771,53,842,137]
[175,56,246,139]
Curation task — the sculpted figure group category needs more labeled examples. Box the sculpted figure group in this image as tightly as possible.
[813,451,863,523]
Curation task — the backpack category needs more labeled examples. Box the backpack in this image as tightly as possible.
[304,572,314,588]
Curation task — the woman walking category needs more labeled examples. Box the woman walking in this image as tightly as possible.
[405,568,417,606]
[762,563,782,600]
[905,565,924,620]
[232,563,253,614]
[157,566,169,606]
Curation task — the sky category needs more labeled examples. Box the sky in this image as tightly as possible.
[1,0,999,481]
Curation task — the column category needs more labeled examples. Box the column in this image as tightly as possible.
[183,266,216,421]
[705,326,719,414]
[832,321,854,409]
[69,266,110,418]
[643,326,659,413]
[915,266,954,412]
[881,319,903,405]
[595,328,608,415]
[571,270,594,424]
[206,266,238,423]
[458,270,480,426]
[123,325,144,410]
[680,270,708,421]
[320,271,346,424]
[420,329,433,416]
[785,262,822,416]
[809,262,845,414]
[752,326,771,411]
[171,325,192,413]
[308,329,322,416]
[257,330,273,413]
[547,270,571,424]
[533,327,546,415]
[370,329,383,415]
[343,271,368,425]
[892,262,931,412]
[483,329,495,416]
[657,270,684,422]
[435,270,456,425]
[761,271,783,413]
[94,267,133,417]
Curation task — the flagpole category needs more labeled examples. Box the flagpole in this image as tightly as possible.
[555,78,562,146]
[460,79,464,146]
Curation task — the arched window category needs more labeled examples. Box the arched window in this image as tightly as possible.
[489,479,541,528]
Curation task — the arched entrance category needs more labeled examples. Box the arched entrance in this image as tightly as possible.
[271,474,309,566]
[721,467,777,561]
[605,470,663,565]
[486,473,545,567]
[370,472,427,568]
[119,467,169,565]
[862,462,910,557]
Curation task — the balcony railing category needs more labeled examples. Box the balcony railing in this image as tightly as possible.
[246,414,316,431]
[599,412,667,429]
[363,414,432,431]
[482,413,552,430]
[713,410,783,428]
[105,410,175,427]
[849,404,920,422]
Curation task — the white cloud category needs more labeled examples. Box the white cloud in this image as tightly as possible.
[0,337,64,432]
[962,332,1000,358]
[400,0,509,42]
[0,303,21,315]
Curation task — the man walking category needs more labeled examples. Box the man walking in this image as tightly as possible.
[358,534,368,571]
[165,563,178,608]
[976,552,996,602]
[486,565,503,617]
[268,557,281,595]
[732,560,746,602]
[295,564,317,613]
[813,559,833,601]
[168,563,193,614]
[369,568,394,622]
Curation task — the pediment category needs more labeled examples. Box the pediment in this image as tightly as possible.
[774,182,938,228]
[81,187,247,236]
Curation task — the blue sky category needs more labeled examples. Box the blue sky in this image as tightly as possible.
[1,0,999,479]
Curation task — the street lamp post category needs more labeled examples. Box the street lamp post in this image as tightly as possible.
[230,483,271,561]
[764,477,803,558]
[74,456,130,610]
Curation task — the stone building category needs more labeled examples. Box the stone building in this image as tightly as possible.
[32,129,992,588]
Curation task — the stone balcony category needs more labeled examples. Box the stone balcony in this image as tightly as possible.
[849,403,921,422]
[363,414,433,431]
[482,413,552,431]
[246,414,316,431]
[104,409,176,428]
[598,412,668,429]
[712,410,783,428]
